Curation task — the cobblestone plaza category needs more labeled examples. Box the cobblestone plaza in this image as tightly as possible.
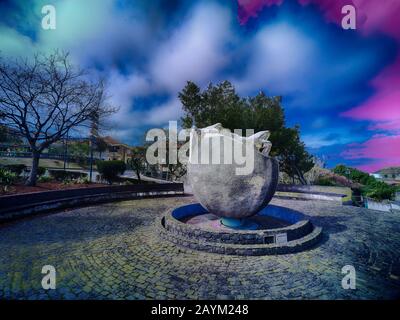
[0,196,399,299]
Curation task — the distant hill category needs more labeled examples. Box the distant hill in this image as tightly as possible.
[374,167,400,175]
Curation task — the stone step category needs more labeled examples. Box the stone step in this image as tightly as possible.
[158,219,323,256]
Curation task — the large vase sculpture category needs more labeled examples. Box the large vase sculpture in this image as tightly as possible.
[187,123,279,228]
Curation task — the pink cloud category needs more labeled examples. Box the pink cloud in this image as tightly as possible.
[298,0,356,25]
[341,135,400,172]
[368,120,400,134]
[238,0,400,40]
[353,0,400,40]
[341,90,400,122]
[237,1,400,172]
[337,16,400,172]
[299,0,400,39]
[341,57,400,126]
[237,0,283,24]
[356,159,400,173]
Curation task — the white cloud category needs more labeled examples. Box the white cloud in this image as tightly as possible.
[103,2,234,139]
[37,0,150,66]
[303,131,363,149]
[150,3,234,93]
[234,22,316,96]
[107,70,152,108]
[303,134,337,148]
[141,98,183,125]
[0,25,36,57]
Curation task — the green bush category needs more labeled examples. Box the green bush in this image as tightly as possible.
[97,160,126,184]
[333,164,396,201]
[314,176,336,186]
[37,166,46,177]
[37,176,53,183]
[333,164,375,185]
[0,168,17,192]
[4,164,27,175]
[73,176,90,184]
[362,180,396,201]
[49,170,86,181]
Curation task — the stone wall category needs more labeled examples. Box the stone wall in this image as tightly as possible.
[276,184,351,204]
[0,183,185,222]
[365,198,400,212]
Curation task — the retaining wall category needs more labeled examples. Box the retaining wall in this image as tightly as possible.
[275,184,349,204]
[0,183,184,223]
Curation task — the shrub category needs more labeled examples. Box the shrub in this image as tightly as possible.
[73,176,90,184]
[313,172,355,188]
[333,164,396,201]
[97,160,126,184]
[0,168,17,192]
[314,176,336,186]
[49,170,86,181]
[4,164,27,175]
[37,176,53,183]
[37,166,46,177]
[333,164,375,185]
[362,180,396,201]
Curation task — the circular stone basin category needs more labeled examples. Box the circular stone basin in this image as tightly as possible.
[158,203,323,255]
[183,212,291,231]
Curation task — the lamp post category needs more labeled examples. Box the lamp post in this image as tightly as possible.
[89,135,94,183]
[63,132,69,171]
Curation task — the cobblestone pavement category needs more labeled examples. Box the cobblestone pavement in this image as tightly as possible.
[0,196,399,299]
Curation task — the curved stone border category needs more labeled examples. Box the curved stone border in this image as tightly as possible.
[158,203,323,255]
[275,184,349,204]
[0,183,184,223]
[163,203,313,244]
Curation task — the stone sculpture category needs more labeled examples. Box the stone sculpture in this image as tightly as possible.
[187,123,279,225]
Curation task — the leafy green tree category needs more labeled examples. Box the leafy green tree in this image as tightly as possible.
[178,80,314,184]
[362,180,396,201]
[68,141,90,157]
[272,126,314,185]
[180,81,245,130]
[333,164,375,185]
[94,137,108,158]
[127,147,146,182]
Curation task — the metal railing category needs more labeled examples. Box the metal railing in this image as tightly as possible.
[0,151,98,163]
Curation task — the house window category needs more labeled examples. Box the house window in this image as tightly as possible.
[109,146,119,152]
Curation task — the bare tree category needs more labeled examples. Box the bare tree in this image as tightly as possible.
[0,51,116,185]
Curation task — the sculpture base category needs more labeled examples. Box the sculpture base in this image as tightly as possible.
[220,217,258,230]
[159,203,323,256]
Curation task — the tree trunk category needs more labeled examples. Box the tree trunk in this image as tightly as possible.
[136,169,141,183]
[294,166,307,185]
[26,152,40,186]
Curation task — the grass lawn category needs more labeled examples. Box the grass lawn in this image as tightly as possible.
[0,157,85,169]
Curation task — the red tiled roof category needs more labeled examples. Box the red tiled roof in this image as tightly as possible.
[101,136,132,149]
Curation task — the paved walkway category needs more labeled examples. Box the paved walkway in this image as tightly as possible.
[0,196,399,299]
